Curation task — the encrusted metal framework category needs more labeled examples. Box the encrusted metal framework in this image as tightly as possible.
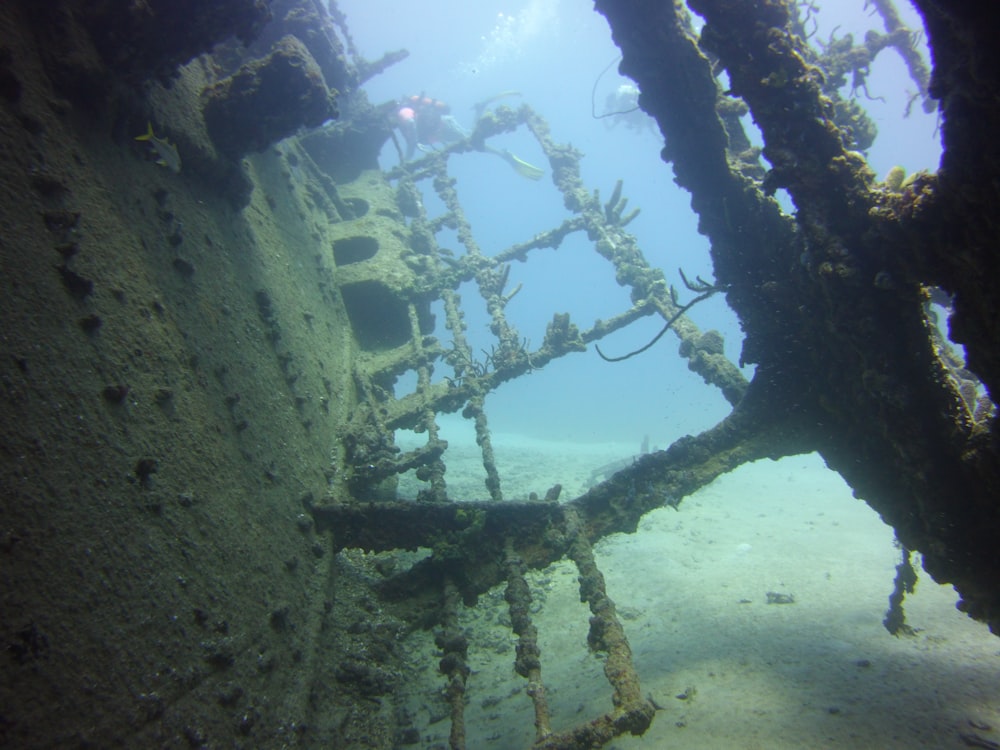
[321,103,739,747]
[336,103,744,506]
[307,0,1000,747]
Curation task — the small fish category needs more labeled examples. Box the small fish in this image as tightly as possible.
[134,121,181,173]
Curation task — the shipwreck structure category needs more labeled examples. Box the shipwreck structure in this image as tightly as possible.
[0,0,998,747]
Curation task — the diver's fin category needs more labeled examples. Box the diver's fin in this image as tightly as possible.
[501,149,545,181]
[134,121,154,142]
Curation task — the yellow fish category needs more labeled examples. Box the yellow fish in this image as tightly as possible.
[134,122,181,173]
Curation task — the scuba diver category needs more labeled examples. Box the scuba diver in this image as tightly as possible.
[599,83,656,135]
[395,94,454,158]
[393,93,544,180]
[590,56,656,136]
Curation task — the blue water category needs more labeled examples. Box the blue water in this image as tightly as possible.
[337,0,940,444]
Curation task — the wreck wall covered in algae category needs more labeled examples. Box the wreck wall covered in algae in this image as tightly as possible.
[1,0,1000,748]
[0,0,402,745]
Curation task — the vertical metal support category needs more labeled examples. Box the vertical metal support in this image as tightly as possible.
[436,579,469,750]
[504,542,552,742]
[409,303,449,501]
[565,507,655,736]
[465,394,503,502]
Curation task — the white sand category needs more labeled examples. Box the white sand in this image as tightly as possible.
[397,433,1000,749]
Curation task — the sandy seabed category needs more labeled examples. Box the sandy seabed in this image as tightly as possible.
[397,429,1000,749]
